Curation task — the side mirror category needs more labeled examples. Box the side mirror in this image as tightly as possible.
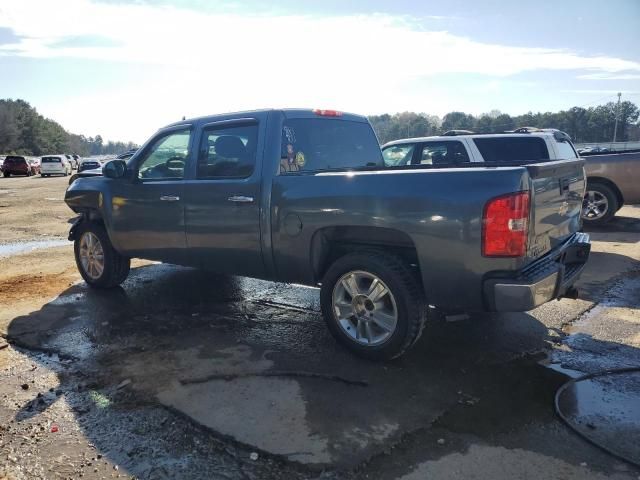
[103,159,127,179]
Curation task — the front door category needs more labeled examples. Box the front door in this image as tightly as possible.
[108,127,191,264]
[183,119,265,277]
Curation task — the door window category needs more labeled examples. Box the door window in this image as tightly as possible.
[420,141,470,165]
[382,144,415,166]
[555,140,577,159]
[137,129,191,180]
[197,123,258,179]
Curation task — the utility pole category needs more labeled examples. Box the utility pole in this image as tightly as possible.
[612,92,621,143]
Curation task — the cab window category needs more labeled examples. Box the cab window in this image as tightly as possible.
[382,144,415,167]
[137,129,190,180]
[473,137,549,162]
[197,123,258,179]
[555,140,578,159]
[419,141,470,166]
[280,119,382,173]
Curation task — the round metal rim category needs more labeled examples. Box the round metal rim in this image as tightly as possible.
[582,190,609,220]
[332,270,398,347]
[79,232,105,280]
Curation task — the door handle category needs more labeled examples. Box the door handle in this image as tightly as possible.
[160,195,180,201]
[227,195,254,203]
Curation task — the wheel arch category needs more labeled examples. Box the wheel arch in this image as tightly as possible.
[310,226,420,284]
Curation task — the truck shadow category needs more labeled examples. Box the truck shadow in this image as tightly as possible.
[583,214,640,242]
[5,263,639,477]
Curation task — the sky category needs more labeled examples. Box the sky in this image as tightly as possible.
[0,0,639,143]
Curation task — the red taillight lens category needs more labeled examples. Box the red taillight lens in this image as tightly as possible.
[482,192,530,257]
[313,109,343,117]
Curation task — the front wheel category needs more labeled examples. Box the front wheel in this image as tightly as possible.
[320,250,427,360]
[74,222,130,288]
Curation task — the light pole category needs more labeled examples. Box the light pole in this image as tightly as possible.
[612,92,621,143]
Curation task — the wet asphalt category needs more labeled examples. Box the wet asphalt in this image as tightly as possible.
[2,209,640,479]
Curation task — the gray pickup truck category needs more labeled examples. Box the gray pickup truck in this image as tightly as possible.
[65,109,591,359]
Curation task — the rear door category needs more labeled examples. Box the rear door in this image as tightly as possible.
[183,118,266,277]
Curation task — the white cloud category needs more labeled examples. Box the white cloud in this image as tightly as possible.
[1,0,639,141]
[578,72,640,80]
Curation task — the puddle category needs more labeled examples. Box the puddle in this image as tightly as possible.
[556,370,640,464]
[0,239,70,258]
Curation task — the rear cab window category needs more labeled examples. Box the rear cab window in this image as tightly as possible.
[280,118,382,173]
[473,137,549,163]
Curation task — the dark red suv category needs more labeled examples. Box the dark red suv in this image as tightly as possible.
[2,156,40,177]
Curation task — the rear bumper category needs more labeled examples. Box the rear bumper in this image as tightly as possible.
[484,232,591,312]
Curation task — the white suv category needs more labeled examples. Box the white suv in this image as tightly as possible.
[381,128,578,168]
[41,155,72,177]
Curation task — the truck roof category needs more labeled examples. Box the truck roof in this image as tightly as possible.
[164,108,369,130]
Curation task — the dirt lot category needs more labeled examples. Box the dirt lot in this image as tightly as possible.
[0,175,639,479]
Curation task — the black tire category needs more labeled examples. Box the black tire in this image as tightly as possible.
[320,250,427,360]
[74,222,130,288]
[582,182,618,225]
[3,172,9,178]
[41,174,47,177]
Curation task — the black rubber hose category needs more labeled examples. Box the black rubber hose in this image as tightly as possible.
[554,366,640,468]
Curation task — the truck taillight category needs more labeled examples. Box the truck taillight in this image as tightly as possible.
[313,109,343,117]
[482,192,530,257]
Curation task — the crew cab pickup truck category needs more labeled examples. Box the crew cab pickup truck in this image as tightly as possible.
[65,109,591,360]
[381,129,628,225]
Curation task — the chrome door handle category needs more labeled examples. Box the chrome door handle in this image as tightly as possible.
[160,195,180,201]
[227,195,254,203]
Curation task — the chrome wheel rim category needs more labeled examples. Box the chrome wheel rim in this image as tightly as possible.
[332,271,398,346]
[79,232,105,280]
[582,190,608,220]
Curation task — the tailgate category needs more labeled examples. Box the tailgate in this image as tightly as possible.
[526,159,585,260]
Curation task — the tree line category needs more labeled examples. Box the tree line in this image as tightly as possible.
[369,101,640,145]
[2,98,639,155]
[0,99,137,157]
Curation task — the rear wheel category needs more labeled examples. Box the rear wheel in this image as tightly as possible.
[74,222,130,288]
[582,182,618,225]
[320,250,427,360]
[3,172,9,178]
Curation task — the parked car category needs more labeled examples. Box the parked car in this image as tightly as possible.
[64,154,78,170]
[582,152,640,224]
[2,155,39,177]
[65,109,590,360]
[78,158,103,172]
[382,129,613,222]
[41,155,73,177]
[577,146,610,155]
